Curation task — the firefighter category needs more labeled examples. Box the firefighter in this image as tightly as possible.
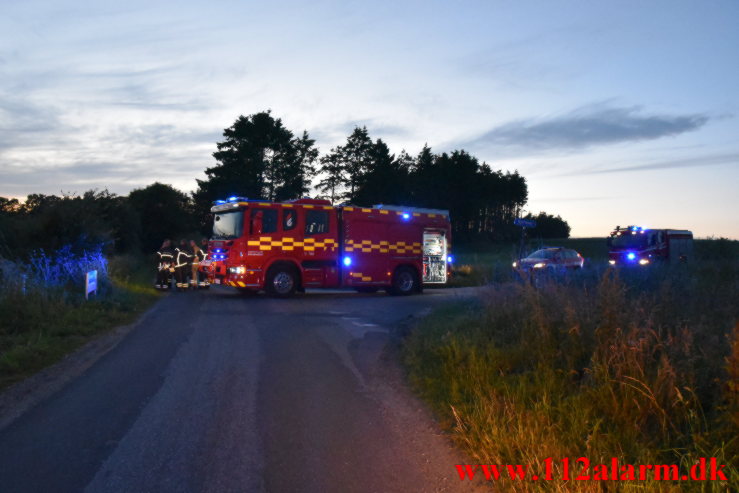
[156,239,175,290]
[174,239,193,291]
[189,239,205,288]
[199,238,211,288]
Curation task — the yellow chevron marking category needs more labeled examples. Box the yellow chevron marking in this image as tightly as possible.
[361,208,371,213]
[303,204,314,208]
[429,213,436,217]
[237,281,246,287]
[344,206,354,211]
[379,210,389,214]
[413,213,421,217]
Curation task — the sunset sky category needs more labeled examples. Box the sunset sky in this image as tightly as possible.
[2,1,738,237]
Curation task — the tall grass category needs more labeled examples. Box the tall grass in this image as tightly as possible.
[0,248,157,389]
[405,261,738,491]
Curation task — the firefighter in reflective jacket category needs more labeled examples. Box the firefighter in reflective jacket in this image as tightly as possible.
[199,238,211,288]
[174,239,193,291]
[189,239,209,288]
[156,239,175,290]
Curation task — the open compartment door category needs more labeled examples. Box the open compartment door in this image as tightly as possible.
[422,230,447,283]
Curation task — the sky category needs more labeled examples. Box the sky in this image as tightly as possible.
[1,0,738,238]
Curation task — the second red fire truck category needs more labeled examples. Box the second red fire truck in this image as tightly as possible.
[201,197,452,296]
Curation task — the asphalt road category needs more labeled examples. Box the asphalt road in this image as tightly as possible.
[0,287,482,493]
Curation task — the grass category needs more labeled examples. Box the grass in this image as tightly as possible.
[0,254,159,389]
[406,240,739,491]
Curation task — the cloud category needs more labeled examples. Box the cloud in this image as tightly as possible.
[0,95,66,150]
[575,152,739,175]
[467,103,710,151]
[312,118,410,147]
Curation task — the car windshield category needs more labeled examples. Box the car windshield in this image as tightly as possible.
[212,210,244,239]
[526,249,556,259]
[609,231,648,249]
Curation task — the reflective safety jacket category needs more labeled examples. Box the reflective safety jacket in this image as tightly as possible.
[157,246,175,270]
[175,247,194,268]
[191,246,206,265]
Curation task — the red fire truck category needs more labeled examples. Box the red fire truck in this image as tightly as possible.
[201,197,452,296]
[607,225,693,266]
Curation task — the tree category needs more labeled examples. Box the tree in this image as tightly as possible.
[525,211,571,238]
[194,111,295,205]
[353,141,412,206]
[277,130,318,200]
[128,183,196,252]
[316,147,345,204]
[339,126,374,202]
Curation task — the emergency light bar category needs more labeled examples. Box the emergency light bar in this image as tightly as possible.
[373,204,450,217]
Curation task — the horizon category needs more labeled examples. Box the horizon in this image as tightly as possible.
[2,1,738,239]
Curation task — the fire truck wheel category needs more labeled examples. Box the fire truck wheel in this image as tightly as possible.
[391,266,418,296]
[266,264,298,297]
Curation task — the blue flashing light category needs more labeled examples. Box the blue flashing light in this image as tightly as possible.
[228,196,238,202]
[343,256,352,267]
[447,255,453,263]
[627,252,636,260]
[215,200,226,204]
[401,213,411,220]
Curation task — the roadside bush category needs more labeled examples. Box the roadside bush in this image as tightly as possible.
[0,247,157,389]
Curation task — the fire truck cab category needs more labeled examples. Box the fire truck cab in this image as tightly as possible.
[607,225,693,266]
[202,197,452,296]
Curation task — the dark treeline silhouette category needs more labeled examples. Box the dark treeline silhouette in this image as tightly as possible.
[0,110,570,257]
[195,111,563,241]
[0,186,198,258]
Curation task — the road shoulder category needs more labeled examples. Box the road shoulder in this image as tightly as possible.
[0,300,162,432]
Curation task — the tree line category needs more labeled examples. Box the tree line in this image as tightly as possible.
[0,110,569,257]
[194,111,569,240]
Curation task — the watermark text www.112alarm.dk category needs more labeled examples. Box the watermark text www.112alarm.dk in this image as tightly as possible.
[456,457,728,482]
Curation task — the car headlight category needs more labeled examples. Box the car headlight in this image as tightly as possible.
[512,261,517,268]
[609,259,616,265]
[533,262,546,269]
[639,259,650,265]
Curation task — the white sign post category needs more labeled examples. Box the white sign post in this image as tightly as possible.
[85,270,98,300]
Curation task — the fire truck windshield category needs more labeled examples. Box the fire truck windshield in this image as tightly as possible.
[212,210,244,239]
[609,232,647,249]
